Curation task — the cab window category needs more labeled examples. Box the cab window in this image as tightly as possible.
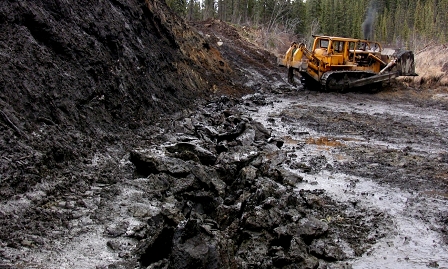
[349,42,356,50]
[319,39,329,49]
[369,42,380,52]
[332,41,343,53]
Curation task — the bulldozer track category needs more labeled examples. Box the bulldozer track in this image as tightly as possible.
[321,70,377,91]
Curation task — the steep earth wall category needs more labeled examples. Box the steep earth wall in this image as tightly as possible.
[0,0,231,133]
[0,0,247,199]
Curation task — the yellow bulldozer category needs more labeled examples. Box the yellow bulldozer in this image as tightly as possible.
[278,35,417,91]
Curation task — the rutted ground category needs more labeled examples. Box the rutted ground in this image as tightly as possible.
[1,0,448,268]
[248,89,448,268]
[0,94,390,269]
[3,87,447,268]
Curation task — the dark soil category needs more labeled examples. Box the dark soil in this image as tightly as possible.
[1,0,447,268]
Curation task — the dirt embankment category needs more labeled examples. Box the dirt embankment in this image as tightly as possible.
[0,0,249,200]
[0,0,254,262]
[191,19,288,94]
[413,44,448,87]
[1,0,215,131]
[396,44,448,104]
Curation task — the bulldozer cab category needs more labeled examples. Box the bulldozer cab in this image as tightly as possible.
[311,36,384,68]
[331,41,343,54]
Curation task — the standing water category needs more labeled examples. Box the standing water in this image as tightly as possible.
[245,92,448,269]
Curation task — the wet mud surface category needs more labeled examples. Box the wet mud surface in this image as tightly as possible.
[1,87,447,269]
[1,1,448,268]
[249,88,448,268]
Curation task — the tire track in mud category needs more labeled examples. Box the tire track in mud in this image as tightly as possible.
[246,91,448,268]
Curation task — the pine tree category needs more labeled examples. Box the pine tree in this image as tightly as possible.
[203,0,215,19]
[187,0,448,47]
[305,0,322,36]
[166,0,187,17]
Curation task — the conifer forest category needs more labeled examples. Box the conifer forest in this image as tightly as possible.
[167,0,448,50]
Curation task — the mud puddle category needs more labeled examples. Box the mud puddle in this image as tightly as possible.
[246,91,448,268]
[300,170,448,269]
[0,147,141,269]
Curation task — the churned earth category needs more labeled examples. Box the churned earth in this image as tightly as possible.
[247,87,448,268]
[2,86,448,269]
[1,0,448,268]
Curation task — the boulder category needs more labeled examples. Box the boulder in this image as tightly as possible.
[171,223,222,269]
[236,128,256,147]
[188,163,226,197]
[164,142,217,165]
[130,148,191,176]
[298,217,329,240]
[216,145,259,167]
[276,168,303,187]
[217,121,246,142]
[239,165,258,183]
[251,121,271,141]
[242,205,282,231]
[136,213,175,267]
[309,238,347,261]
[235,231,273,267]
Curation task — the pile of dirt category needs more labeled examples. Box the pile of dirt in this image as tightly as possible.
[126,96,388,268]
[1,0,211,132]
[0,0,269,200]
[413,44,448,87]
[192,19,288,94]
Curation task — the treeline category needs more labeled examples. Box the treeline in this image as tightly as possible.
[166,0,448,50]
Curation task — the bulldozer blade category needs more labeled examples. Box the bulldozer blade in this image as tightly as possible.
[394,50,417,76]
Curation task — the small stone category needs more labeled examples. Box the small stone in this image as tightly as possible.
[21,239,33,247]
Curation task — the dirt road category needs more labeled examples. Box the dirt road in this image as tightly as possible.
[248,87,448,268]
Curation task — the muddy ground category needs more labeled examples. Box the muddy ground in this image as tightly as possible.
[1,1,448,268]
[250,87,448,268]
[1,87,447,269]
[1,88,448,268]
